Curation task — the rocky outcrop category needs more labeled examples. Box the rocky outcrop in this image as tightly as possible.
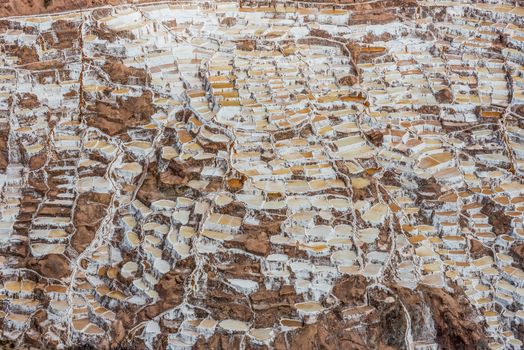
[396,284,489,350]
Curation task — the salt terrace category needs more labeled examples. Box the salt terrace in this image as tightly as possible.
[0,0,523,349]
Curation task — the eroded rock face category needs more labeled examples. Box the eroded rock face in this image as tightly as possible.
[397,285,489,350]
[0,0,523,350]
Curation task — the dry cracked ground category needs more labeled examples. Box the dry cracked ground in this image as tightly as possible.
[0,0,523,349]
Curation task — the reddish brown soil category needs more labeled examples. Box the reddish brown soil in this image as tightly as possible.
[332,275,368,305]
[511,243,524,264]
[71,192,111,253]
[255,283,488,350]
[435,88,453,104]
[470,239,493,259]
[30,254,71,279]
[365,130,384,146]
[18,93,40,109]
[396,284,489,350]
[138,257,195,321]
[41,20,80,49]
[102,59,147,86]
[28,153,47,170]
[0,0,164,17]
[235,39,256,51]
[86,91,154,136]
[338,75,358,86]
[481,200,512,236]
[12,46,39,65]
[0,125,8,172]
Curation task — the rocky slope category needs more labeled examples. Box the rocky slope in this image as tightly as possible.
[0,0,522,350]
[0,0,166,17]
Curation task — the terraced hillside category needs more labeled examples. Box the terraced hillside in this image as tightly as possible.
[0,0,523,349]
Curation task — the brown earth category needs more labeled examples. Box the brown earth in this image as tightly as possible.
[71,192,111,253]
[395,283,489,350]
[28,153,47,170]
[102,59,148,86]
[0,0,165,17]
[195,276,488,350]
[338,75,358,86]
[138,257,195,321]
[255,281,488,350]
[10,45,39,65]
[29,254,71,279]
[18,93,40,109]
[365,130,384,147]
[0,124,8,172]
[332,275,368,305]
[244,234,270,255]
[435,88,453,104]
[481,200,512,236]
[470,238,493,259]
[86,91,154,136]
[511,243,524,264]
[235,39,256,51]
[40,20,80,49]
[90,23,136,43]
[247,285,297,326]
